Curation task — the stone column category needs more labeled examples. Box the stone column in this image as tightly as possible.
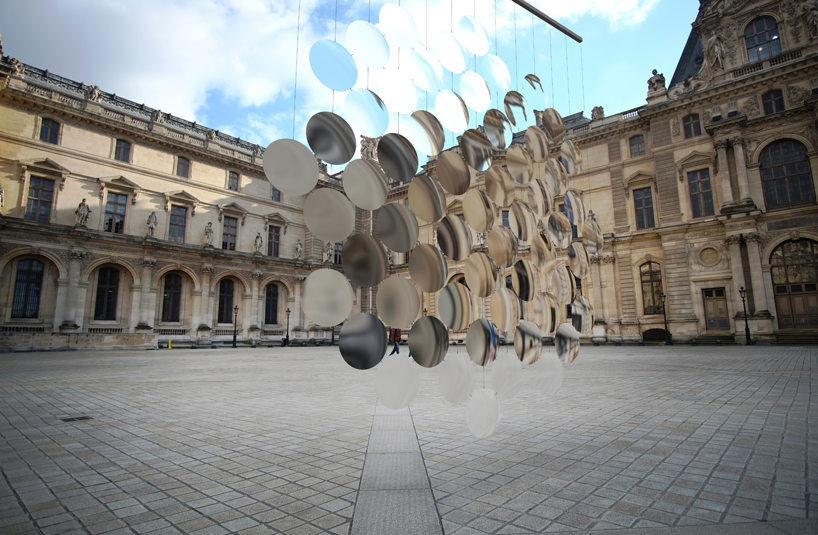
[730,138,755,206]
[137,259,156,330]
[745,233,771,316]
[715,140,735,209]
[199,266,213,329]
[60,250,85,330]
[726,235,748,320]
[250,270,262,329]
[294,276,305,329]
[590,255,604,321]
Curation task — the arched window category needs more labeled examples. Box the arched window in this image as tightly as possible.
[745,17,781,63]
[176,157,190,178]
[11,259,44,319]
[760,139,815,209]
[682,114,701,139]
[640,262,663,315]
[771,239,818,329]
[114,140,131,162]
[265,283,279,324]
[762,90,785,115]
[94,267,120,321]
[217,279,235,323]
[39,118,60,144]
[161,273,182,323]
[629,135,645,158]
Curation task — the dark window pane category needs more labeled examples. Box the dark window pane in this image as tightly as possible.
[104,192,127,234]
[176,157,190,178]
[760,139,815,209]
[746,17,780,63]
[39,119,60,144]
[228,171,239,191]
[94,267,120,321]
[271,186,281,202]
[222,217,237,250]
[161,273,182,322]
[634,187,655,230]
[683,114,701,139]
[24,177,55,222]
[114,140,131,162]
[169,205,187,243]
[11,259,44,318]
[218,279,235,323]
[641,261,663,315]
[265,283,279,324]
[268,226,280,257]
[630,135,645,157]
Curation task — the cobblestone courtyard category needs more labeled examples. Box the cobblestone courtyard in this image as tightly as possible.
[1,345,816,535]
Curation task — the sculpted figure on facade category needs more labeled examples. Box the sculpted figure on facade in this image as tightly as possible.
[647,70,666,93]
[706,32,726,72]
[84,85,102,102]
[207,129,217,141]
[150,109,164,123]
[802,0,818,40]
[146,211,158,237]
[387,249,394,266]
[315,156,327,173]
[204,222,214,246]
[591,106,605,121]
[295,239,303,260]
[253,232,264,254]
[74,199,91,226]
[324,241,333,263]
[0,184,4,209]
[360,136,378,161]
[9,58,24,78]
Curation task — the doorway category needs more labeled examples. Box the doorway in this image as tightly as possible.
[771,239,818,330]
[703,288,729,331]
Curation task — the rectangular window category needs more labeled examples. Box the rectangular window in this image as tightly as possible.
[268,226,280,257]
[104,192,128,234]
[762,90,785,115]
[24,177,55,223]
[683,115,701,139]
[265,284,279,325]
[271,186,281,202]
[228,171,239,191]
[11,259,44,319]
[176,157,190,178]
[114,140,131,162]
[558,204,579,239]
[502,210,509,227]
[169,205,187,243]
[630,135,646,158]
[39,119,60,144]
[222,216,238,250]
[217,279,235,323]
[633,187,656,230]
[334,242,343,265]
[688,169,714,218]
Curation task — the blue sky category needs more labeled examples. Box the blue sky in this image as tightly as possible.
[1,0,700,165]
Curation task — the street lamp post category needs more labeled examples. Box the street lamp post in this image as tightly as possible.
[284,308,290,347]
[232,305,239,348]
[659,293,672,345]
[739,286,751,345]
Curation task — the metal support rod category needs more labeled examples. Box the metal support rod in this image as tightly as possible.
[740,287,752,345]
[510,0,583,43]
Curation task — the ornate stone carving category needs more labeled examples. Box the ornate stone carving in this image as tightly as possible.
[142,259,157,268]
[790,228,802,241]
[201,265,215,275]
[150,109,165,123]
[647,70,666,93]
[146,212,158,237]
[787,84,811,106]
[9,58,25,78]
[74,199,91,227]
[295,276,307,284]
[324,242,333,264]
[705,32,726,72]
[800,0,818,40]
[745,233,763,243]
[360,136,379,161]
[591,106,605,121]
[0,183,4,208]
[207,129,217,141]
[315,156,327,173]
[740,96,760,118]
[702,109,713,124]
[204,222,214,246]
[725,235,742,246]
[84,85,102,102]
[253,232,264,254]
[589,255,602,264]
[252,270,263,279]
[671,118,681,139]
[602,255,616,264]
[295,239,303,260]
[68,250,86,261]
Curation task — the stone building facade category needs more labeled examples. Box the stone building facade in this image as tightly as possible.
[1,0,818,351]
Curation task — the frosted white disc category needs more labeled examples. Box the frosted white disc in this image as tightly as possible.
[346,21,390,69]
[435,90,469,133]
[438,353,477,405]
[457,16,490,56]
[379,4,419,49]
[375,353,421,409]
[478,54,511,94]
[466,389,500,438]
[532,352,564,396]
[434,32,467,74]
[492,351,522,400]
[301,269,354,327]
[262,139,319,196]
[408,49,444,93]
[378,70,417,114]
[459,71,491,112]
[303,188,355,243]
[309,40,358,92]
[344,89,389,138]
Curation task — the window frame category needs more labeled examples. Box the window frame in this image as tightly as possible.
[268,225,281,257]
[629,135,646,158]
[114,139,132,163]
[176,156,190,178]
[103,191,128,234]
[762,89,785,116]
[10,258,45,319]
[633,186,656,230]
[759,139,816,210]
[264,283,279,325]
[271,185,281,202]
[24,176,56,223]
[334,242,343,265]
[39,118,60,145]
[227,171,240,192]
[640,261,664,316]
[168,205,188,243]
[161,273,183,323]
[745,16,781,64]
[217,278,235,324]
[93,266,121,322]
[222,216,238,251]
[687,168,715,219]
[682,114,701,139]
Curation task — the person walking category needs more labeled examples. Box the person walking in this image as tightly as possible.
[389,327,402,355]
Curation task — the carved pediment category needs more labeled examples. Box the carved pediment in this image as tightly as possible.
[20,158,71,190]
[676,150,716,181]
[98,175,141,203]
[217,202,248,225]
[446,199,463,214]
[164,190,200,215]
[623,171,655,198]
[264,213,290,233]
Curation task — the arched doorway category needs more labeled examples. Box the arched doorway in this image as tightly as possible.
[771,239,818,330]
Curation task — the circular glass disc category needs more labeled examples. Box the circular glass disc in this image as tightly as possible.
[542,108,566,144]
[524,126,550,163]
[438,353,477,406]
[378,3,419,49]
[464,252,496,298]
[438,281,473,331]
[404,110,445,156]
[408,244,448,293]
[341,233,389,287]
[532,292,561,335]
[460,71,491,113]
[408,48,444,93]
[344,89,389,138]
[458,129,494,172]
[434,32,467,73]
[506,145,533,185]
[582,219,603,255]
[478,54,511,94]
[511,259,537,302]
[303,188,355,243]
[490,287,520,332]
[485,164,515,208]
[530,233,557,274]
[377,276,421,328]
[346,21,390,69]
[564,189,586,227]
[571,295,594,335]
[377,133,419,183]
[483,109,512,150]
[435,151,471,195]
[437,214,472,262]
[466,319,498,366]
[508,201,536,245]
[527,178,553,219]
[492,352,522,400]
[466,388,500,438]
[343,159,388,210]
[302,269,354,326]
[309,40,358,91]
[503,91,527,127]
[463,189,495,234]
[306,112,356,165]
[566,241,590,280]
[377,202,419,252]
[555,323,581,364]
[378,69,417,114]
[547,211,573,250]
[514,320,543,365]
[263,139,319,197]
[533,352,564,395]
[409,316,449,368]
[457,16,490,56]
[552,264,576,305]
[435,90,469,133]
[407,174,446,223]
[375,353,420,409]
[339,313,387,370]
[487,225,517,268]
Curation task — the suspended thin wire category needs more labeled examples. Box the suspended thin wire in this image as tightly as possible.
[513,3,518,91]
[549,25,554,110]
[565,35,570,114]
[495,0,499,109]
[580,42,586,114]
[292,0,301,139]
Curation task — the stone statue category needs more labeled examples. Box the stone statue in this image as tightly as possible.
[295,239,303,260]
[647,70,666,93]
[387,249,394,266]
[150,109,164,123]
[84,85,102,102]
[0,31,3,57]
[802,0,818,40]
[360,136,378,160]
[475,232,485,246]
[591,106,605,120]
[706,32,725,72]
[324,242,334,264]
[207,129,217,141]
[204,222,214,246]
[253,232,264,253]
[0,184,4,209]
[74,199,91,227]
[9,58,24,78]
[315,156,327,173]
[146,211,158,237]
